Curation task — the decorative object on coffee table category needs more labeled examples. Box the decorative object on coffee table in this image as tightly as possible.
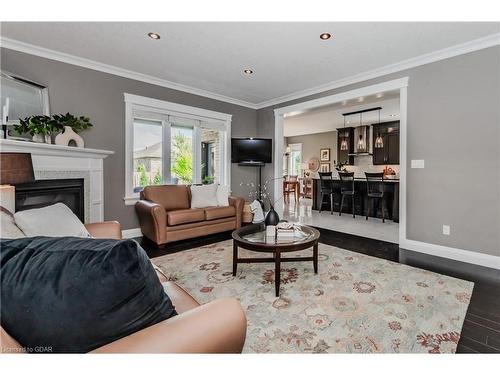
[264,205,280,226]
[232,223,320,297]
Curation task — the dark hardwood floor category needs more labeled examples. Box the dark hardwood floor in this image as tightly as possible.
[137,226,500,354]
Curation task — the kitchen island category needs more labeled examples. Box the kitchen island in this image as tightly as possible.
[312,177,399,222]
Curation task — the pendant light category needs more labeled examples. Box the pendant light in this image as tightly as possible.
[357,112,366,152]
[340,116,348,151]
[374,108,384,148]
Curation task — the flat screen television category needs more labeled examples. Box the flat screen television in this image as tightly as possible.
[231,138,272,164]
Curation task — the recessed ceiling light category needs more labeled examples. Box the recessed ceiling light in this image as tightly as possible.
[243,69,253,75]
[389,114,397,117]
[357,97,364,102]
[148,32,161,40]
[376,93,384,98]
[320,33,332,40]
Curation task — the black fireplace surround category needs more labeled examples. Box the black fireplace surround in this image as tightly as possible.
[15,178,85,222]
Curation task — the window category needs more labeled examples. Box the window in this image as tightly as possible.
[287,143,302,177]
[124,94,232,205]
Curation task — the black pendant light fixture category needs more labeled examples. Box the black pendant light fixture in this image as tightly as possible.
[357,112,366,152]
[340,116,348,151]
[374,108,384,149]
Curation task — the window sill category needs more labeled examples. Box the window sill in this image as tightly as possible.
[123,196,140,206]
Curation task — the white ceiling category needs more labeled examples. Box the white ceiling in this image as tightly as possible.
[1,22,499,107]
[284,92,400,137]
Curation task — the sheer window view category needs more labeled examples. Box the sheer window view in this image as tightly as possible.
[290,149,302,176]
[170,125,194,184]
[133,119,163,192]
[133,119,223,191]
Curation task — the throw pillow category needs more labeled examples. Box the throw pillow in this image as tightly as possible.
[0,209,25,239]
[190,184,218,208]
[216,185,230,207]
[0,236,177,353]
[14,203,91,238]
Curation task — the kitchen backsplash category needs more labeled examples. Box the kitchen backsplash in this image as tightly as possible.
[345,155,399,178]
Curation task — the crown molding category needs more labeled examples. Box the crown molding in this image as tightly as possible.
[255,32,500,109]
[0,37,259,110]
[2,33,499,111]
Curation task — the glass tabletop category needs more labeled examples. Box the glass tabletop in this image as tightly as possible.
[233,223,317,246]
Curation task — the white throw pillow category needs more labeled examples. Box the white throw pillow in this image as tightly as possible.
[216,185,230,207]
[0,210,26,239]
[14,203,91,238]
[190,184,218,208]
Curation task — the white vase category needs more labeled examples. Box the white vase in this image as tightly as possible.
[55,126,84,148]
[32,134,51,144]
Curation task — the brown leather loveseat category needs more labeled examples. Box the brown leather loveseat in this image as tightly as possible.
[136,185,244,247]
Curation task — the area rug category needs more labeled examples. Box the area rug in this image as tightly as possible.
[152,240,474,353]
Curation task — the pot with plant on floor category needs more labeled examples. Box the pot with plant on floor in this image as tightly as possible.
[53,113,93,148]
[14,115,59,144]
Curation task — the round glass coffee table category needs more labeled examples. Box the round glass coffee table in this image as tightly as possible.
[232,223,320,297]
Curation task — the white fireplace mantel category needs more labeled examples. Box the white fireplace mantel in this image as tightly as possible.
[0,139,114,223]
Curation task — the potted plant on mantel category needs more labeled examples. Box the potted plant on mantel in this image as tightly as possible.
[13,113,93,147]
[14,115,59,144]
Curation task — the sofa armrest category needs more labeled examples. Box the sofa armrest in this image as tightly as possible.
[91,298,247,353]
[229,196,244,229]
[84,221,122,240]
[135,200,167,245]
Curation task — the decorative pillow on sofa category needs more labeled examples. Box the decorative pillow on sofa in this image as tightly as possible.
[216,185,230,207]
[0,209,25,239]
[190,184,218,208]
[14,203,91,238]
[0,236,177,353]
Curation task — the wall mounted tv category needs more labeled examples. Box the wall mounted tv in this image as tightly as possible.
[231,138,272,164]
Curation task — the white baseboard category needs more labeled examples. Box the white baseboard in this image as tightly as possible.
[400,238,500,270]
[122,228,142,239]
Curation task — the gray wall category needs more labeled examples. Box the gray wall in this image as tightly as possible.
[1,48,258,229]
[258,46,500,257]
[285,131,337,176]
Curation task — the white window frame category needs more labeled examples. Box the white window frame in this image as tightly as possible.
[123,93,232,205]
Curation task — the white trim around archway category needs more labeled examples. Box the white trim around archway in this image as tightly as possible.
[273,77,409,243]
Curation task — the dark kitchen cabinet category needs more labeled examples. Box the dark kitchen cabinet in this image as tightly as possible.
[336,127,354,165]
[372,121,400,165]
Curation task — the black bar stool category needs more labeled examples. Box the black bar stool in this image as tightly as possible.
[318,172,334,214]
[338,171,356,218]
[365,172,386,222]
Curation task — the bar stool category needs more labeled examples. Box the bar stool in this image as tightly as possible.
[318,172,334,214]
[338,171,356,218]
[365,172,386,222]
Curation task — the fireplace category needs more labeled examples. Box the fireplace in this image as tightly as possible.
[15,178,85,222]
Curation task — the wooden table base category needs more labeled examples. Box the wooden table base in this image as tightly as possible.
[233,242,318,297]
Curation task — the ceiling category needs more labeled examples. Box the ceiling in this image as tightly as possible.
[284,91,400,137]
[1,22,499,107]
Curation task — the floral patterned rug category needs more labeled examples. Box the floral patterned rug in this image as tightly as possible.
[152,240,473,353]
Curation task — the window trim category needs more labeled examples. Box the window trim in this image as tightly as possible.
[123,93,232,206]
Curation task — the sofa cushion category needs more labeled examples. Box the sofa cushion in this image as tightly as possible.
[167,208,206,226]
[0,236,177,353]
[205,206,236,221]
[142,185,190,211]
